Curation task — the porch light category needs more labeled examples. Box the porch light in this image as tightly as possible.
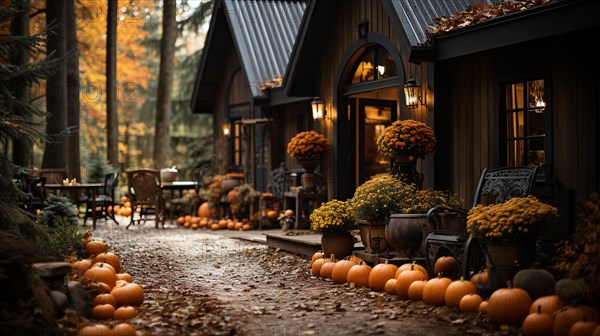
[403,78,422,109]
[222,120,231,137]
[311,97,325,120]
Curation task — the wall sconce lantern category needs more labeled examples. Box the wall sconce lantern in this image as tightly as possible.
[222,120,231,137]
[403,78,423,109]
[311,97,325,120]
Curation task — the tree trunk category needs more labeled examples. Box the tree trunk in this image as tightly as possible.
[153,0,177,168]
[42,0,67,170]
[106,0,118,167]
[66,1,81,179]
[10,0,32,168]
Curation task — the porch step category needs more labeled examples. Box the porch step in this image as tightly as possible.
[264,230,365,259]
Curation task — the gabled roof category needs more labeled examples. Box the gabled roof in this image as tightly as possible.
[191,0,307,114]
[284,0,496,97]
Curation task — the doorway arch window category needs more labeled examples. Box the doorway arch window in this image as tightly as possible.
[349,45,398,84]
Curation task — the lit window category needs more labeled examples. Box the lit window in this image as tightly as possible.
[349,45,398,84]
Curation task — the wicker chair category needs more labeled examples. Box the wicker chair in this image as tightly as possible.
[126,169,165,229]
[424,165,540,279]
[84,172,119,224]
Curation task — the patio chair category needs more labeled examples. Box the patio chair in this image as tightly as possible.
[126,169,165,229]
[84,172,119,225]
[39,167,68,184]
[16,173,46,214]
[424,165,540,279]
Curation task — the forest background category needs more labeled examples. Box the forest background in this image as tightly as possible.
[2,0,214,197]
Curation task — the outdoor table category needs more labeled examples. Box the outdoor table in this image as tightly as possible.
[160,181,199,221]
[284,190,324,230]
[42,183,104,230]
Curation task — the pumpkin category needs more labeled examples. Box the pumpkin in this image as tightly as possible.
[470,269,488,285]
[218,219,227,229]
[210,223,219,230]
[227,189,238,202]
[529,295,565,316]
[422,274,452,306]
[346,261,372,287]
[368,262,398,292]
[92,303,115,320]
[554,306,600,336]
[311,252,324,266]
[113,305,138,320]
[85,240,107,257]
[319,255,338,279]
[459,294,483,313]
[522,305,554,336]
[94,252,121,273]
[331,257,357,284]
[77,324,112,336]
[284,209,294,217]
[434,256,459,277]
[568,315,598,336]
[408,280,428,301]
[227,221,235,230]
[82,263,117,289]
[396,264,429,299]
[112,323,136,336]
[311,257,331,277]
[513,266,556,300]
[395,261,428,278]
[111,282,145,307]
[116,273,133,283]
[93,293,116,307]
[445,277,478,309]
[241,223,252,231]
[555,278,587,305]
[176,216,185,225]
[384,279,397,295]
[349,255,363,264]
[72,259,92,275]
[92,282,112,295]
[479,300,488,314]
[487,285,532,326]
[91,262,115,274]
[198,202,213,218]
[266,210,278,219]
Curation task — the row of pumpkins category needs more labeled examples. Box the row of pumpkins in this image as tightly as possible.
[175,215,253,231]
[70,240,145,336]
[310,253,600,336]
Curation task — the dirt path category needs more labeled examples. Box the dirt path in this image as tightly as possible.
[90,224,512,336]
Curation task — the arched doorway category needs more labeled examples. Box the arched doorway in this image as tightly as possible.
[335,35,405,199]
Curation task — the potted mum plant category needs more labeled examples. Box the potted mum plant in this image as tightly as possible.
[348,175,415,254]
[287,130,330,190]
[466,195,558,288]
[310,199,356,259]
[376,119,436,188]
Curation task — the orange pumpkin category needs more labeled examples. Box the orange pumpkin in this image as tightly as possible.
[113,305,138,320]
[93,293,116,307]
[368,263,398,292]
[479,300,488,314]
[112,323,136,336]
[522,305,554,336]
[311,257,331,277]
[111,282,145,307]
[569,316,599,336]
[176,216,185,225]
[434,256,459,277]
[346,261,372,287]
[241,223,252,231]
[529,295,565,316]
[395,261,428,278]
[92,303,115,320]
[396,264,429,299]
[319,255,338,279]
[487,286,532,326]
[85,241,107,257]
[234,222,243,230]
[77,324,112,336]
[72,259,92,275]
[94,252,121,272]
[311,251,324,266]
[445,277,477,309]
[284,209,294,217]
[470,269,488,285]
[422,274,452,306]
[553,305,600,336]
[407,280,428,301]
[91,262,115,274]
[210,223,219,230]
[198,202,213,218]
[116,273,133,283]
[459,294,483,313]
[330,258,357,284]
[384,279,397,295]
[82,264,117,289]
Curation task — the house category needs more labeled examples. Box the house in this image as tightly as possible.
[192,0,599,246]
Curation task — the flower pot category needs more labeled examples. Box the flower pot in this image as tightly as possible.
[483,240,536,289]
[320,231,355,259]
[390,155,422,189]
[357,220,388,254]
[385,214,430,258]
[160,168,178,183]
[298,159,320,174]
[220,177,242,194]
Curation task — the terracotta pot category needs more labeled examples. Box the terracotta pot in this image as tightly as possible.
[320,231,355,259]
[301,172,317,190]
[357,220,388,254]
[160,168,178,183]
[385,214,429,258]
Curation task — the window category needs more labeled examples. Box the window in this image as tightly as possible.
[349,45,398,84]
[503,79,547,176]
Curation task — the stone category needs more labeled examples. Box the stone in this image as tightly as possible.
[67,280,89,315]
[32,262,72,278]
[50,290,68,316]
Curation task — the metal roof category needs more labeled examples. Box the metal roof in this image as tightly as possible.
[386,0,499,47]
[224,0,306,97]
